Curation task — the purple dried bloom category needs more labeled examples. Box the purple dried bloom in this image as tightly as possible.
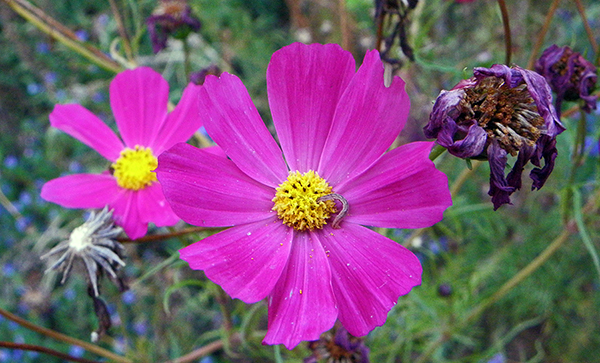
[535,45,597,115]
[305,325,370,363]
[146,0,201,54]
[424,64,565,210]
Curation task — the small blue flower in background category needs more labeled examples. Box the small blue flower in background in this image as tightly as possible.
[35,42,50,54]
[26,83,43,95]
[486,353,506,363]
[18,191,32,207]
[91,91,105,104]
[44,72,58,85]
[15,217,30,232]
[4,155,18,169]
[2,263,16,277]
[122,290,136,305]
[63,288,76,301]
[75,30,89,42]
[68,161,83,173]
[69,345,85,358]
[133,320,148,335]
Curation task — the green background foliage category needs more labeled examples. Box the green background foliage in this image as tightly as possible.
[0,0,599,362]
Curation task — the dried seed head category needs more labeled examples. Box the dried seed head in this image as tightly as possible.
[459,77,545,156]
[41,207,126,297]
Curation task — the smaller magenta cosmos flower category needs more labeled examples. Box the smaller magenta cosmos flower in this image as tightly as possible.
[156,43,452,348]
[424,65,564,209]
[535,44,597,116]
[41,67,205,239]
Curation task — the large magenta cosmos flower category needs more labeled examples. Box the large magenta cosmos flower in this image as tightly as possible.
[156,43,452,349]
[41,67,205,239]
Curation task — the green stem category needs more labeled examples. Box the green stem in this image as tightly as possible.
[108,0,134,61]
[0,306,132,363]
[2,0,123,73]
[183,38,191,81]
[569,106,588,183]
[429,144,447,161]
[414,187,600,363]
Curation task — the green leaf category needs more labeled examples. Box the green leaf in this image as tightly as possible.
[572,188,600,280]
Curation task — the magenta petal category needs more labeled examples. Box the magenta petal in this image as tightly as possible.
[319,50,410,186]
[41,174,121,208]
[110,191,147,239]
[200,73,288,187]
[156,142,277,227]
[320,223,421,337]
[267,43,355,172]
[264,231,337,349]
[152,82,204,154]
[337,142,452,229]
[135,183,180,227]
[110,67,169,148]
[180,218,292,303]
[49,104,124,162]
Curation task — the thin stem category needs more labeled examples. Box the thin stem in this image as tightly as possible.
[569,107,588,182]
[574,0,599,57]
[215,287,234,333]
[0,306,132,363]
[108,0,134,60]
[162,334,239,363]
[375,8,384,51]
[526,0,560,70]
[183,38,191,81]
[497,0,512,65]
[338,0,351,51]
[414,187,600,363]
[429,144,447,161]
[0,341,102,363]
[0,186,25,221]
[2,0,122,73]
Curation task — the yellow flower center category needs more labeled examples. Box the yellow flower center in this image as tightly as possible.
[272,170,337,231]
[111,146,158,190]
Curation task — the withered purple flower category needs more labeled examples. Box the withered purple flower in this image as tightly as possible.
[424,64,565,210]
[305,325,370,363]
[146,0,201,54]
[535,45,597,116]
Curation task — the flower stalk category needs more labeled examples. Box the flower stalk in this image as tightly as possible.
[1,0,123,73]
[0,306,132,363]
[497,0,512,65]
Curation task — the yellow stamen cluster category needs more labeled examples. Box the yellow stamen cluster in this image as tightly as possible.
[112,146,158,190]
[272,170,336,231]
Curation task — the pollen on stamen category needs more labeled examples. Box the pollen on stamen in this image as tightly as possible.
[272,170,337,231]
[111,145,158,190]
